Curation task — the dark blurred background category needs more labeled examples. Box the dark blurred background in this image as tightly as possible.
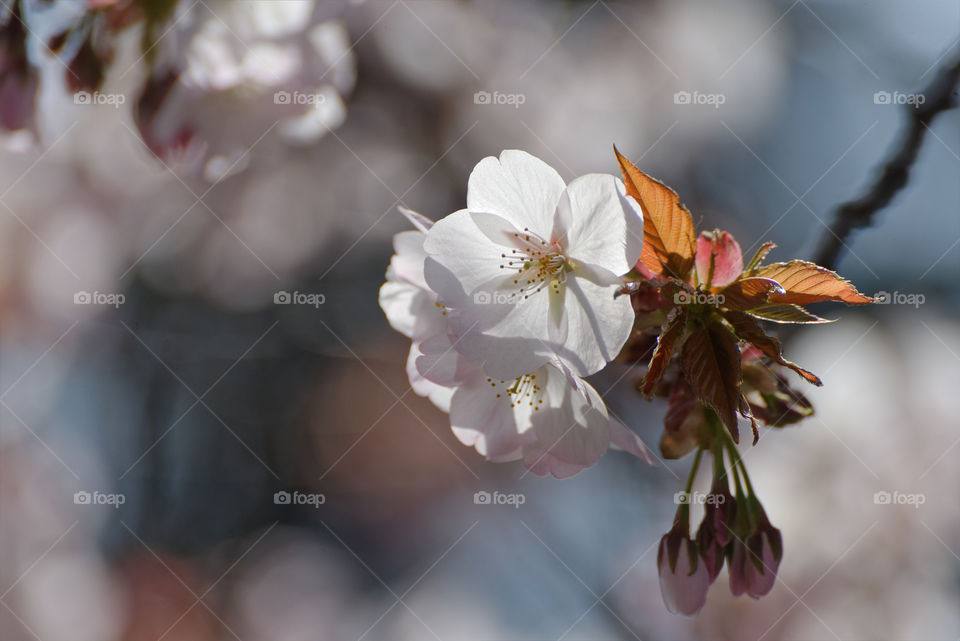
[0,1,958,639]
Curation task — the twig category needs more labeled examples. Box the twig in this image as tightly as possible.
[813,52,960,270]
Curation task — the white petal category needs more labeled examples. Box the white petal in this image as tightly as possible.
[450,371,527,460]
[423,210,516,295]
[378,280,422,339]
[522,364,610,477]
[560,267,635,376]
[415,332,479,388]
[405,345,453,412]
[424,254,558,380]
[561,174,636,275]
[390,230,429,289]
[467,150,565,236]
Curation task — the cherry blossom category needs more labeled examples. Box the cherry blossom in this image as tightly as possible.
[380,205,654,478]
[422,150,643,379]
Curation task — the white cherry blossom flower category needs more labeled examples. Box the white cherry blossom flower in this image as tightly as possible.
[379,207,475,412]
[422,150,642,379]
[380,205,654,478]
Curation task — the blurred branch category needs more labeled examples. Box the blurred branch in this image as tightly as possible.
[813,52,960,270]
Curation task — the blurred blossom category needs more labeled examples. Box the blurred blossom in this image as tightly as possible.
[138,0,356,181]
[19,552,124,641]
[227,528,358,641]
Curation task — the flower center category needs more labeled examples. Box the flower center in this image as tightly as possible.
[499,228,569,299]
[487,373,545,410]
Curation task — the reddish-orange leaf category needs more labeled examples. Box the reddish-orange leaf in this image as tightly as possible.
[680,323,742,441]
[721,277,784,310]
[753,260,875,305]
[614,146,696,280]
[745,303,833,324]
[723,310,822,386]
[640,308,686,398]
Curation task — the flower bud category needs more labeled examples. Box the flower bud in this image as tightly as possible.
[657,521,711,616]
[695,230,743,290]
[727,504,783,598]
[695,477,736,582]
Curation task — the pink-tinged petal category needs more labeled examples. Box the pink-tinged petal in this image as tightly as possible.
[520,441,590,479]
[746,529,782,598]
[405,345,453,413]
[522,365,610,477]
[467,150,566,236]
[560,174,637,276]
[659,538,711,616]
[728,541,748,597]
[415,332,478,388]
[450,374,529,460]
[695,230,743,289]
[608,419,657,465]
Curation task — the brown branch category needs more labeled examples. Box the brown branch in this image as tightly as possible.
[813,52,960,271]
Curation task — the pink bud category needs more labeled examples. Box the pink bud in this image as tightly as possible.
[727,519,783,599]
[658,525,711,616]
[695,230,743,290]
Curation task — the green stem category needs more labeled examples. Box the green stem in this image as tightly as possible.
[685,447,704,495]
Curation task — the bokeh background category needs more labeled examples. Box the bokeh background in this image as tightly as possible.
[1,1,959,640]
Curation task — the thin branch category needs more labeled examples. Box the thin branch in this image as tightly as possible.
[813,52,960,270]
